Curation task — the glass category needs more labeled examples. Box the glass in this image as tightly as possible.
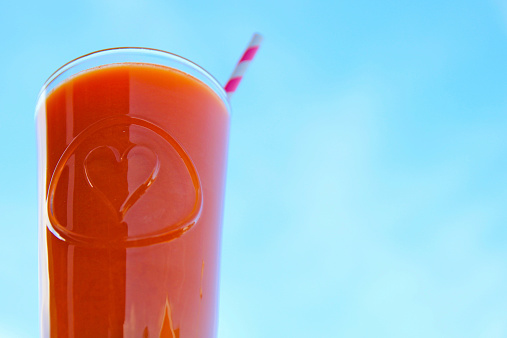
[36,48,231,337]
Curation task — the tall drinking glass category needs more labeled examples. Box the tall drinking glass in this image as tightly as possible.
[36,48,230,337]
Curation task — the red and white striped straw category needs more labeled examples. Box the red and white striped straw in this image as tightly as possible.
[224,33,263,99]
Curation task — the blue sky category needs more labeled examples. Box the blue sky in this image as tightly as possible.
[1,0,507,337]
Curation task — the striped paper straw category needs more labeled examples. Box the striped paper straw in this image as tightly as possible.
[224,33,263,99]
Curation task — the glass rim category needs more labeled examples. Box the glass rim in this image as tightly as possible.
[36,47,231,112]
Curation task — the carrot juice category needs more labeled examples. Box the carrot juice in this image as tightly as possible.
[36,49,230,337]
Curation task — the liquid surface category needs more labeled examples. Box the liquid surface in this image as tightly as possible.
[39,63,229,337]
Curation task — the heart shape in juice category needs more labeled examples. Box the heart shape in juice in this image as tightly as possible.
[47,116,203,247]
[84,145,160,220]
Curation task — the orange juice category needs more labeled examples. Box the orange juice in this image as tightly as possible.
[37,53,229,337]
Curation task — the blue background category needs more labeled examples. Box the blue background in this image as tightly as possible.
[1,0,507,337]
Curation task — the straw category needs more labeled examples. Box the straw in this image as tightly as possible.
[224,33,263,99]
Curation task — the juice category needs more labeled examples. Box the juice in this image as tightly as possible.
[37,58,229,337]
